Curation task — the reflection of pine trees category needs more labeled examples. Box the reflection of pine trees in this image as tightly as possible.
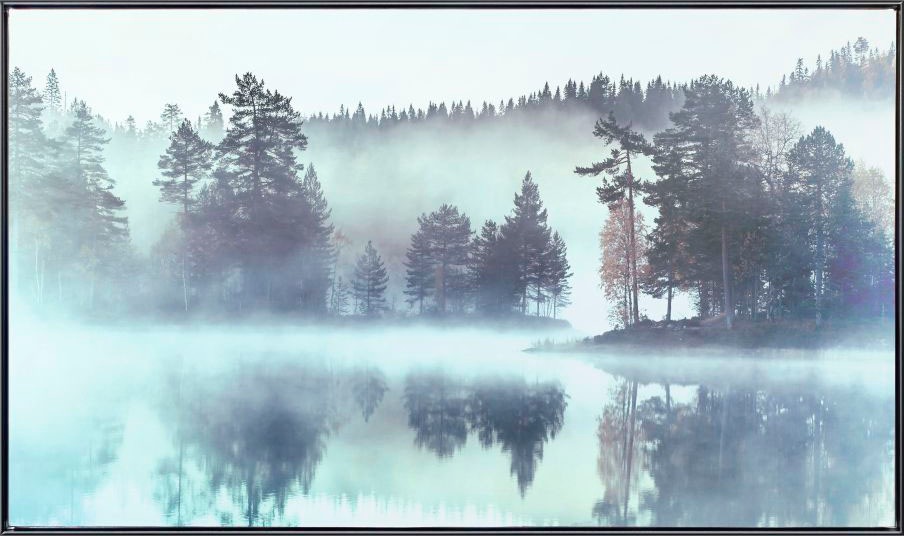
[153,361,397,527]
[351,366,389,422]
[468,378,566,497]
[403,371,470,458]
[401,371,566,495]
[593,375,893,527]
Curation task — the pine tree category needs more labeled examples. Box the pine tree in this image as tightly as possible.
[787,126,855,324]
[43,68,62,113]
[298,164,335,312]
[216,72,310,307]
[155,119,214,217]
[404,219,434,314]
[423,204,472,314]
[353,240,389,315]
[154,119,214,311]
[470,220,517,314]
[663,76,760,328]
[9,67,51,301]
[203,101,224,140]
[160,103,183,134]
[575,111,653,325]
[545,232,572,319]
[643,131,692,322]
[499,172,552,315]
[64,100,130,309]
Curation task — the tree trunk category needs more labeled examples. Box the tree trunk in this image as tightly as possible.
[623,380,638,523]
[720,214,733,329]
[815,189,824,326]
[626,155,640,326]
[181,256,189,313]
[666,268,673,323]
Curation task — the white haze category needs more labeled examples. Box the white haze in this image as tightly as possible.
[5,8,897,332]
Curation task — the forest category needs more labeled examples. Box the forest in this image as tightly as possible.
[7,36,895,330]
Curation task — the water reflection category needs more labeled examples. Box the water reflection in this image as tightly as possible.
[155,363,337,526]
[468,378,566,496]
[403,370,567,495]
[9,339,894,528]
[592,372,894,527]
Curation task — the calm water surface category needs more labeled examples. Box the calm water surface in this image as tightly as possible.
[8,324,896,528]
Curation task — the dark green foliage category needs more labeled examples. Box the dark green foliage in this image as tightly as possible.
[155,119,214,216]
[352,240,389,316]
[499,172,552,315]
[403,220,435,314]
[470,220,517,314]
[403,204,472,314]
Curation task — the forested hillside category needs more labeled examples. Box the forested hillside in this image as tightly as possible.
[8,37,895,330]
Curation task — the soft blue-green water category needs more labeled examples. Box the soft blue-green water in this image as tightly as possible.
[8,324,896,528]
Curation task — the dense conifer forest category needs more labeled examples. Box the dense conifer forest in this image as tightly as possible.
[8,37,895,330]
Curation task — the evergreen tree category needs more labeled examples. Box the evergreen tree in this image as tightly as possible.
[43,68,62,113]
[423,204,472,314]
[575,112,653,325]
[64,100,130,309]
[470,220,517,314]
[216,72,310,307]
[499,172,552,315]
[155,119,214,216]
[662,75,761,328]
[298,164,335,312]
[545,231,572,319]
[9,67,52,301]
[160,103,183,134]
[643,131,692,322]
[404,220,434,314]
[155,118,214,311]
[203,100,224,140]
[353,240,389,315]
[787,126,855,323]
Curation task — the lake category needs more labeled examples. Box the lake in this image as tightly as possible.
[7,323,896,528]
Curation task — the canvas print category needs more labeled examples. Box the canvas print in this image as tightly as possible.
[5,7,897,529]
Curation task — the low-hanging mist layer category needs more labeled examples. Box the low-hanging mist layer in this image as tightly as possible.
[8,34,896,333]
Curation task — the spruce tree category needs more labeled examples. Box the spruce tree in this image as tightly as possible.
[43,68,62,114]
[545,232,572,319]
[423,204,472,314]
[203,101,224,140]
[298,164,335,312]
[9,67,52,300]
[64,100,130,309]
[470,220,517,314]
[154,119,214,311]
[404,219,434,314]
[499,172,552,315]
[787,126,855,324]
[353,240,389,316]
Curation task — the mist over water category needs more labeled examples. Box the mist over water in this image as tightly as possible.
[8,323,895,528]
[5,9,898,528]
[97,96,894,334]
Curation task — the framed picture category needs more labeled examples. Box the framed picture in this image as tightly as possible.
[3,2,899,533]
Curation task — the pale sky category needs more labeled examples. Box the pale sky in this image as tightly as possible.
[7,8,897,124]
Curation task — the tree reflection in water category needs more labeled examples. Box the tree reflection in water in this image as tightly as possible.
[593,373,893,527]
[154,360,391,527]
[403,370,567,496]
